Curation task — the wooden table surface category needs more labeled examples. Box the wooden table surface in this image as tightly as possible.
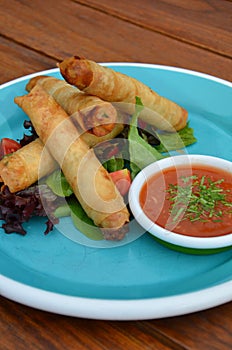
[0,1,232,349]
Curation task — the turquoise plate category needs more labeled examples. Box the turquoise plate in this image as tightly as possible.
[0,64,232,320]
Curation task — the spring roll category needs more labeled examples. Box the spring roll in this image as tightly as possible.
[59,56,188,132]
[0,77,123,193]
[26,76,118,138]
[14,85,130,240]
[26,76,125,147]
[0,138,57,193]
[0,125,124,195]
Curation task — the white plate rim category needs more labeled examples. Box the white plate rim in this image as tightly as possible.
[1,63,231,90]
[1,274,232,320]
[0,63,232,320]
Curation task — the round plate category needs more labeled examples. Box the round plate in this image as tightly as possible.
[0,64,232,320]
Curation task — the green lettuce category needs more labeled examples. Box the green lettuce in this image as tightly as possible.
[155,122,197,153]
[103,156,124,172]
[128,97,165,178]
[46,170,73,197]
[68,198,103,240]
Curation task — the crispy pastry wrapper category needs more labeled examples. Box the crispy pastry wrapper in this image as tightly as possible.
[0,138,57,193]
[0,77,123,193]
[26,76,119,138]
[26,75,125,147]
[14,85,130,239]
[59,56,188,132]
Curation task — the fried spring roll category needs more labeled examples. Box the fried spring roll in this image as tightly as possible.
[0,77,123,193]
[0,126,124,193]
[14,85,130,240]
[26,76,118,138]
[26,76,124,147]
[59,56,188,132]
[0,138,57,193]
[79,122,124,147]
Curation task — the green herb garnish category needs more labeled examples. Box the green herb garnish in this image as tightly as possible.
[167,175,232,223]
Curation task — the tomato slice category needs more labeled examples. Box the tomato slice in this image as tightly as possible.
[110,169,132,196]
[0,138,21,160]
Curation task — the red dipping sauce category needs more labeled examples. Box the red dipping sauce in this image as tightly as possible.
[139,164,232,237]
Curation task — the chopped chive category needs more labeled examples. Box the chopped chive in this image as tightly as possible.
[167,174,231,224]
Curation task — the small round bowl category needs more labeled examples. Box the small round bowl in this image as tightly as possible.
[129,155,232,254]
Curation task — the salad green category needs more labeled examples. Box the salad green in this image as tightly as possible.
[44,97,197,239]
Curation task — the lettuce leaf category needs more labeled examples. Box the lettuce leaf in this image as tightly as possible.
[103,156,124,172]
[68,197,103,240]
[46,171,103,239]
[128,97,165,178]
[46,170,73,197]
[155,122,197,153]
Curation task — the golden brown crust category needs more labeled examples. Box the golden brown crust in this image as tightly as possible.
[14,85,129,237]
[59,56,188,132]
[26,75,118,137]
[0,139,57,193]
[80,123,124,147]
[26,75,48,91]
[59,56,93,90]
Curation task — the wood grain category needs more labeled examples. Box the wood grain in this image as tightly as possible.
[0,0,231,81]
[77,0,232,58]
[1,297,232,350]
[0,1,232,350]
[0,297,182,350]
[152,302,232,350]
[0,37,56,84]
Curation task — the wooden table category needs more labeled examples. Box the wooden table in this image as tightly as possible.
[0,1,232,349]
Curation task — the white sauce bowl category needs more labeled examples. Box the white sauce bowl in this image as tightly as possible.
[129,155,232,253]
